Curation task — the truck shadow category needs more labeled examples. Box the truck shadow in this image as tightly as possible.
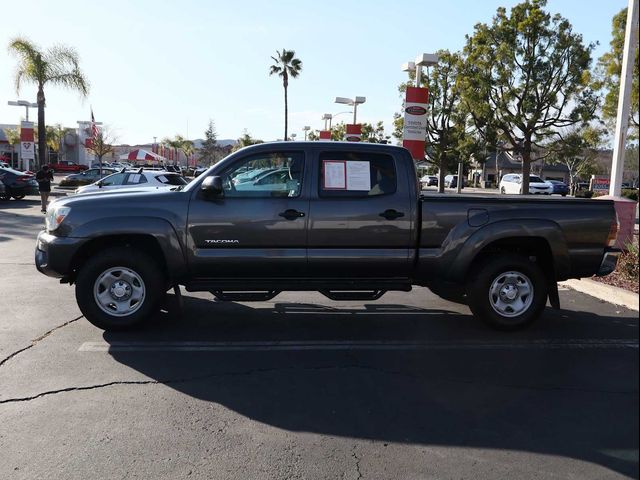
[103,294,639,477]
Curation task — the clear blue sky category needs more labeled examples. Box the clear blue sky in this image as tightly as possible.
[0,0,628,145]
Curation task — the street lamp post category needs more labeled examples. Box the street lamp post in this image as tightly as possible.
[8,100,38,121]
[334,97,366,124]
[303,126,310,141]
[322,111,352,131]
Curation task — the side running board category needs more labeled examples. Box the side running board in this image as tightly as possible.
[210,290,281,302]
[319,290,387,301]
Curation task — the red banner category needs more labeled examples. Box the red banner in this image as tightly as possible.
[402,86,429,160]
[20,122,34,142]
[319,130,332,140]
[345,124,362,142]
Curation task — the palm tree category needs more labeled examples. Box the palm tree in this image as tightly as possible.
[162,135,185,166]
[8,37,89,168]
[269,49,302,141]
[45,124,67,163]
[181,140,195,167]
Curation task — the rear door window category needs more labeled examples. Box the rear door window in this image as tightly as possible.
[318,151,396,198]
[100,173,126,186]
[125,173,148,185]
[155,174,187,186]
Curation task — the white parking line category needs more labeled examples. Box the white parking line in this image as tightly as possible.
[79,339,639,352]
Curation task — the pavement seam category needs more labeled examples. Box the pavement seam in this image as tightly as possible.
[351,447,363,480]
[0,315,83,368]
[1,363,637,405]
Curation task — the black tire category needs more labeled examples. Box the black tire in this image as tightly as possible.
[500,187,506,194]
[75,247,165,331]
[0,194,9,201]
[466,253,548,330]
[12,195,25,200]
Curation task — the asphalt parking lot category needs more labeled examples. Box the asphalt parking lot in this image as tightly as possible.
[0,198,638,480]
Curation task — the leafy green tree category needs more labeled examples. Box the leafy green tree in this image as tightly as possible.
[8,37,89,168]
[269,49,302,141]
[624,145,639,187]
[361,121,390,143]
[547,125,604,194]
[3,128,20,168]
[594,7,639,139]
[458,0,597,195]
[200,119,220,165]
[232,130,263,151]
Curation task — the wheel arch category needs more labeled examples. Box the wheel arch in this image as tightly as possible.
[69,234,172,286]
[445,219,570,283]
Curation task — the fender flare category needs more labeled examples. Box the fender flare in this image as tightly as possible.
[71,216,187,281]
[441,219,570,283]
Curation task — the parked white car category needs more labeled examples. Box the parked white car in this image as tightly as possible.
[499,174,553,195]
[75,169,187,194]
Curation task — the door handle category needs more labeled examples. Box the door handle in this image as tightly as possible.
[379,209,405,220]
[279,209,306,220]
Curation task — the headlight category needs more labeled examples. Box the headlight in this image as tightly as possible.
[46,206,71,231]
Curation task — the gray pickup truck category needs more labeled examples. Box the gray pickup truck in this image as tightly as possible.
[35,142,620,331]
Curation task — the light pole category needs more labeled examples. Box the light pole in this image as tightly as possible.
[303,126,310,141]
[334,97,366,124]
[401,53,439,88]
[8,100,38,121]
[290,133,297,141]
[322,111,353,130]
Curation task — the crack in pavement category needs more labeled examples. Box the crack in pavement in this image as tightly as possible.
[1,362,637,406]
[0,315,83,368]
[351,447,363,480]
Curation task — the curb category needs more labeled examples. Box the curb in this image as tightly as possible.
[559,278,639,312]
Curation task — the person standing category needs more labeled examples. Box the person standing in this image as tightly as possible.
[36,165,54,213]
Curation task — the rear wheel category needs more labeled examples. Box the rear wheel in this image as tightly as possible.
[75,247,165,330]
[467,254,548,330]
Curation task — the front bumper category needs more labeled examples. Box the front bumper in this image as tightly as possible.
[35,230,87,279]
[596,248,622,276]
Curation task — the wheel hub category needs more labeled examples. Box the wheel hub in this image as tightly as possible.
[110,280,132,300]
[500,284,519,301]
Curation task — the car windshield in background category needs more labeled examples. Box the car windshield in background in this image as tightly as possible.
[155,174,188,185]
[530,176,545,183]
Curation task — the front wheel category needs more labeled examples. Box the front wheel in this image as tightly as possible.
[467,254,548,330]
[75,247,165,330]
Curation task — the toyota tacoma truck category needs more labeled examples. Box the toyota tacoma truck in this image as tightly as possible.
[35,142,620,331]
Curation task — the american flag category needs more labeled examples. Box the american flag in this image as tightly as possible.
[90,108,99,141]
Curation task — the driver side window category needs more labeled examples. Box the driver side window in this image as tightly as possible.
[221,152,304,198]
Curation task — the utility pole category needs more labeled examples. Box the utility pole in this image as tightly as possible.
[609,0,639,197]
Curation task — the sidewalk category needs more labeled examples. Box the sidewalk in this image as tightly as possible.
[560,278,639,312]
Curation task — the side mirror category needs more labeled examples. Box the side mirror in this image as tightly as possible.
[97,180,103,188]
[200,175,224,196]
